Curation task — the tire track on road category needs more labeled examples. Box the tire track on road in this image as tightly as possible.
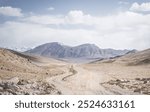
[62,65,77,81]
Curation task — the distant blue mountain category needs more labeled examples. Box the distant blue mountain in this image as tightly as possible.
[25,42,130,59]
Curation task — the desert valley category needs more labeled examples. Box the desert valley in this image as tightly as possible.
[0,42,150,95]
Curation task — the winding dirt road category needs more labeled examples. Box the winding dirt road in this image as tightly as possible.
[46,64,135,95]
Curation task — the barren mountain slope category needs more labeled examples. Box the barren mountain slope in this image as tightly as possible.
[93,48,150,66]
[0,48,66,80]
[86,48,150,94]
[0,48,69,95]
[0,48,149,95]
[115,48,150,65]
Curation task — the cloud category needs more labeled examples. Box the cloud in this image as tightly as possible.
[130,2,150,12]
[0,10,150,50]
[24,10,92,25]
[0,21,97,48]
[65,10,92,25]
[47,7,55,11]
[0,6,23,17]
[118,1,129,5]
[23,10,93,26]
[23,15,64,25]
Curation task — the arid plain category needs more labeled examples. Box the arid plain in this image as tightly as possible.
[0,48,150,95]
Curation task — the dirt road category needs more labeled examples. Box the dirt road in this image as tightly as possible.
[46,64,135,95]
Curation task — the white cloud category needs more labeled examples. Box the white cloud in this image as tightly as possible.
[24,10,92,25]
[118,1,129,5]
[0,6,23,17]
[23,15,64,25]
[65,10,92,25]
[0,10,150,50]
[47,7,55,11]
[130,2,150,12]
[23,10,93,25]
[0,21,97,48]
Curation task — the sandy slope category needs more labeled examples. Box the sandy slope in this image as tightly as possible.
[0,48,68,94]
[0,48,150,95]
[0,48,66,81]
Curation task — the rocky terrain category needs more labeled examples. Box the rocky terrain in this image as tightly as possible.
[0,48,67,95]
[101,78,150,95]
[89,48,150,95]
[0,77,61,95]
[0,47,150,95]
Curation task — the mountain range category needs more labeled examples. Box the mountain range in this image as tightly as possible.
[25,42,131,60]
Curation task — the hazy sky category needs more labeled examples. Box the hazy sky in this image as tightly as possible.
[0,0,150,50]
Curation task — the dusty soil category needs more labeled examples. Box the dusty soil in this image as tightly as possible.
[45,63,150,95]
[0,48,150,95]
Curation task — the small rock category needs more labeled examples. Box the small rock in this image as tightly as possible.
[135,78,141,81]
[25,92,30,95]
[57,91,62,95]
[134,89,141,93]
[141,78,147,81]
[6,89,17,95]
[0,86,3,90]
[143,80,147,84]
[142,91,150,95]
[17,79,28,85]
[7,77,19,84]
[116,79,121,82]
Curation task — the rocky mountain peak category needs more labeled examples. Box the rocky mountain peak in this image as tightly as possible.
[26,42,130,59]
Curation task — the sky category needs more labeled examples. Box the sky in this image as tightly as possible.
[0,0,150,50]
